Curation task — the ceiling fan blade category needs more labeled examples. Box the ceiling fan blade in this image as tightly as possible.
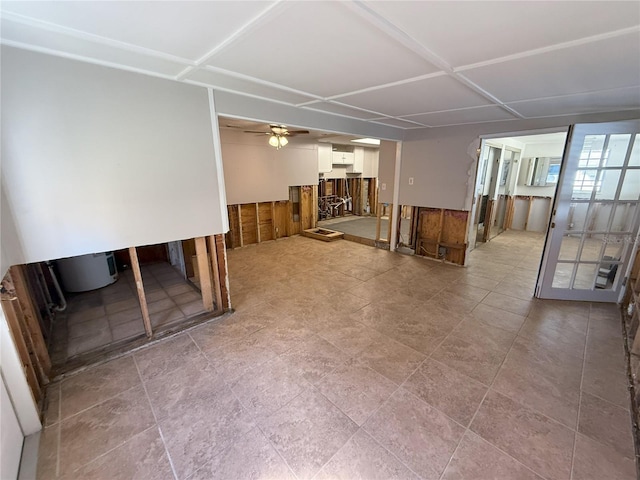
[287,130,310,135]
[243,130,270,134]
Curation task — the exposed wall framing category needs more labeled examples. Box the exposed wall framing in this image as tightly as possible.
[226,185,316,249]
[1,267,52,407]
[416,208,469,265]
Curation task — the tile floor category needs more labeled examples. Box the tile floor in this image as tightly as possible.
[50,262,205,364]
[36,231,636,479]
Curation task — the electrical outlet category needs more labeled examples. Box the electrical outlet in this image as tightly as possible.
[381,183,387,190]
[408,177,414,185]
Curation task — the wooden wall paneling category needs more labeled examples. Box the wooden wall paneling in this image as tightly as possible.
[240,203,257,245]
[128,247,153,337]
[441,210,469,265]
[258,202,274,242]
[0,295,41,403]
[375,203,382,241]
[207,235,223,313]
[255,203,261,243]
[226,205,240,249]
[9,266,51,378]
[214,235,230,310]
[274,201,289,238]
[300,186,314,230]
[194,237,214,312]
[418,208,441,257]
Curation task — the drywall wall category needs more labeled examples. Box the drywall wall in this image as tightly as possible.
[378,140,397,204]
[401,111,640,211]
[1,46,227,264]
[1,179,24,276]
[220,130,318,204]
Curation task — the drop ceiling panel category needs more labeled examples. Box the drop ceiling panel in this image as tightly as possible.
[1,1,275,60]
[336,75,491,117]
[185,68,317,105]
[364,1,640,68]
[462,32,640,103]
[302,102,383,120]
[508,86,640,118]
[206,2,439,97]
[1,17,186,76]
[404,106,516,127]
[369,117,427,128]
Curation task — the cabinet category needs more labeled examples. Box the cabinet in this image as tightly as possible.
[332,151,354,165]
[347,147,364,174]
[318,144,332,173]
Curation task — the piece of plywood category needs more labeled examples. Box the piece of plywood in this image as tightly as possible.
[300,186,314,230]
[207,235,223,313]
[240,203,257,245]
[194,237,214,312]
[302,228,344,242]
[274,201,289,238]
[258,202,273,242]
[226,205,240,249]
[129,247,153,337]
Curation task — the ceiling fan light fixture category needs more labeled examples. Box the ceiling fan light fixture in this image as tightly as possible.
[279,136,288,147]
[269,134,280,147]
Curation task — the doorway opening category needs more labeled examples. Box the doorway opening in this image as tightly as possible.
[467,131,569,297]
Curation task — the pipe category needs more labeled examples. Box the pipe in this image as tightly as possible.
[46,261,67,312]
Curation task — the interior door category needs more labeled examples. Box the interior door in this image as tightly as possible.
[537,120,640,302]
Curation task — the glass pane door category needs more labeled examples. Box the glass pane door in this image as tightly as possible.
[538,120,640,302]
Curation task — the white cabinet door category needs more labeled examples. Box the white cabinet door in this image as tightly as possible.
[332,151,354,165]
[348,147,364,173]
[318,144,332,173]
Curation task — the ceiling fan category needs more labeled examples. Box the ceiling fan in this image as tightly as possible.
[241,124,310,149]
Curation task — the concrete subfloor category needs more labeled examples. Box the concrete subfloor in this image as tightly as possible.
[34,230,635,479]
[319,215,412,243]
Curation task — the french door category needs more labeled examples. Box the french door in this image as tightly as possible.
[537,120,640,302]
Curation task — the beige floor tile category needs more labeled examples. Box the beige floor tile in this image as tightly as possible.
[134,333,202,382]
[578,392,634,459]
[470,390,574,480]
[107,307,142,327]
[36,426,58,480]
[280,334,349,384]
[481,291,533,317]
[150,306,185,328]
[428,291,478,315]
[572,433,636,480]
[467,303,527,333]
[189,427,295,480]
[443,283,490,302]
[260,389,358,480]
[317,358,397,425]
[43,383,61,427]
[431,335,506,385]
[249,317,314,355]
[144,355,222,421]
[582,359,630,409]
[60,356,141,419]
[69,426,173,480]
[205,334,279,382]
[492,353,580,428]
[58,386,155,476]
[317,319,387,356]
[441,432,543,480]
[363,388,465,480]
[111,318,146,342]
[316,429,420,480]
[357,334,425,385]
[403,359,488,427]
[229,356,310,419]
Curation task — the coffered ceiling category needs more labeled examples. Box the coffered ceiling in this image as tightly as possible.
[1,1,639,130]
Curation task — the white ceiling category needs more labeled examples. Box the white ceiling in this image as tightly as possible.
[1,1,639,130]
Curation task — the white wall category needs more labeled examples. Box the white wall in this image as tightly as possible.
[1,46,227,265]
[378,140,397,204]
[1,376,24,480]
[220,130,318,204]
[401,111,640,212]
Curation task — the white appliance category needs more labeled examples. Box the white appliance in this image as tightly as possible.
[57,252,118,292]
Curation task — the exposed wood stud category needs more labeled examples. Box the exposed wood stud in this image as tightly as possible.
[255,203,261,243]
[9,266,51,377]
[387,203,394,243]
[129,246,153,338]
[194,237,214,312]
[237,204,244,247]
[312,184,319,228]
[207,235,224,312]
[271,202,277,239]
[524,196,534,231]
[375,202,382,241]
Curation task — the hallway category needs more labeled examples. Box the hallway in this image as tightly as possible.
[35,231,635,479]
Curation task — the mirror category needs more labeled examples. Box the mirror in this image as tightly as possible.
[525,157,561,186]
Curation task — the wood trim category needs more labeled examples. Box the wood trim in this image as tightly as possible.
[129,247,153,338]
[194,237,214,312]
[312,184,318,228]
[375,203,382,241]
[207,235,223,313]
[214,235,230,310]
[387,203,394,243]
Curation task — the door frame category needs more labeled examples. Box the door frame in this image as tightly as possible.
[536,120,640,302]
